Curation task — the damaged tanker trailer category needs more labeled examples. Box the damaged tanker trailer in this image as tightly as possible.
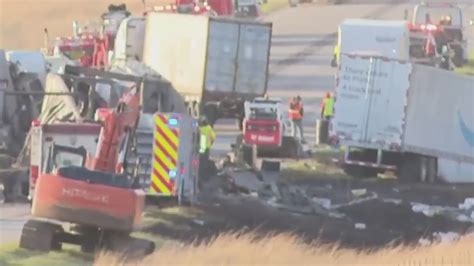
[330,54,474,183]
[0,50,45,157]
[0,50,49,201]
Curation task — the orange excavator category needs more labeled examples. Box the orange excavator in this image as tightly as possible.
[19,84,154,254]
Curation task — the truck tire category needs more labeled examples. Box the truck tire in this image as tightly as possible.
[426,157,437,184]
[451,46,464,68]
[20,220,63,252]
[397,154,429,183]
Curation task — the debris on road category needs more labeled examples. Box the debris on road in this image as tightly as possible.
[311,197,331,209]
[411,202,474,223]
[351,189,367,197]
[193,219,205,226]
[411,203,431,213]
[459,198,474,210]
[381,198,403,205]
[432,232,460,244]
[456,215,470,223]
[331,193,378,209]
[418,238,431,246]
[354,223,366,230]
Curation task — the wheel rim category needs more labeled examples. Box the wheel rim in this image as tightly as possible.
[420,158,428,182]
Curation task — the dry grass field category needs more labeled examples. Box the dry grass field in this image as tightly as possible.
[0,0,285,51]
[95,233,474,266]
[0,0,173,50]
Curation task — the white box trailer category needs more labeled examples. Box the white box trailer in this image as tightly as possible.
[336,19,411,64]
[330,54,474,183]
[112,16,146,64]
[142,12,272,123]
[403,65,474,183]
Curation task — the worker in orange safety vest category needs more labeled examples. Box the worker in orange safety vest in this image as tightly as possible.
[289,96,305,142]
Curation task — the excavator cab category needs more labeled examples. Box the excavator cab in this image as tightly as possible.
[44,143,88,174]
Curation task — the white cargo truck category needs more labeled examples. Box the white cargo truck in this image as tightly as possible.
[330,54,474,183]
[142,12,272,125]
[334,19,411,64]
[333,19,447,69]
[412,2,469,67]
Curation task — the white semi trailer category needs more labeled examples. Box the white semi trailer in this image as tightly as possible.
[330,54,474,183]
[142,12,272,124]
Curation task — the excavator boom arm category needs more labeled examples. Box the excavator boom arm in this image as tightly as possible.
[92,86,141,172]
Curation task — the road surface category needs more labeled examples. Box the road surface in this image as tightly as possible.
[1,0,473,246]
[0,204,30,245]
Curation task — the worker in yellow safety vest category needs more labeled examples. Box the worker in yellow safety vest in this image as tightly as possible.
[199,116,216,162]
[320,92,334,121]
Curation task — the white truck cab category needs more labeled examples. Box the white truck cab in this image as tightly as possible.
[412,2,468,67]
[334,19,411,66]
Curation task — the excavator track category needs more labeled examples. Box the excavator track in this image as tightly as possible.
[20,220,155,256]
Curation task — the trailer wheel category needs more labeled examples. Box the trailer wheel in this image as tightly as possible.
[426,157,438,184]
[451,46,464,67]
[19,220,63,252]
[398,154,429,183]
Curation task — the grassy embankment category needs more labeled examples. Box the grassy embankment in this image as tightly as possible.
[96,233,474,265]
[0,207,200,265]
